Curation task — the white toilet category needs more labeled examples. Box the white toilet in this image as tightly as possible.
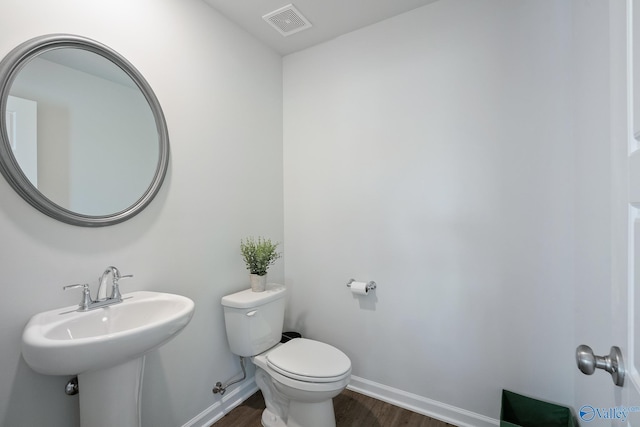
[221,284,351,427]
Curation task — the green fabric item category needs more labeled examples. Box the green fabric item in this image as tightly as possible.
[500,390,576,427]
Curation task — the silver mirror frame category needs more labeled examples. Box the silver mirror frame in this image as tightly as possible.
[0,34,170,227]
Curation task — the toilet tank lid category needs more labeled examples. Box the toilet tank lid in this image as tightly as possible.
[221,283,286,309]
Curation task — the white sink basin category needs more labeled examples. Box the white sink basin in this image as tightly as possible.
[22,291,195,375]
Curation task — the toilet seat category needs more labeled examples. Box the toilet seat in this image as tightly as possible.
[265,338,351,383]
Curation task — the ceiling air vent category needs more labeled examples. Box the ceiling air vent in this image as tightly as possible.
[263,4,312,37]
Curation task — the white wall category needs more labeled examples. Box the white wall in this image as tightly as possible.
[570,0,619,415]
[0,1,283,426]
[283,0,577,422]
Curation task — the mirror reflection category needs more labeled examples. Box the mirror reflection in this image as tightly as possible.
[0,34,169,226]
[6,48,159,215]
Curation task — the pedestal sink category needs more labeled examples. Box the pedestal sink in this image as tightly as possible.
[22,291,195,427]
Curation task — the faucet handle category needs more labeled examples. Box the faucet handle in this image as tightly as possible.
[110,274,133,301]
[63,283,88,290]
[63,283,92,311]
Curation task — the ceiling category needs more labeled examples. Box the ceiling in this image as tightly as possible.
[202,0,440,56]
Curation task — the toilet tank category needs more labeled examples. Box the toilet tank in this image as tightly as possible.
[221,284,286,357]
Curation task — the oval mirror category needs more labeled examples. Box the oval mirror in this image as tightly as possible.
[0,34,169,226]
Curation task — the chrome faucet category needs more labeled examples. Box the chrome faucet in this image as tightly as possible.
[98,266,122,301]
[63,266,133,311]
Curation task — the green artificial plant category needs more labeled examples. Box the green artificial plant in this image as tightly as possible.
[240,237,282,276]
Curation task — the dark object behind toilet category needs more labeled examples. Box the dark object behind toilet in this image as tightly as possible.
[281,332,302,343]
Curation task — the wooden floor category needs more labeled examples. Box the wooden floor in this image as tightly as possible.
[211,389,455,427]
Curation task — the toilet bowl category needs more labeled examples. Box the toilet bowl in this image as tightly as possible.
[221,285,351,427]
[254,338,351,427]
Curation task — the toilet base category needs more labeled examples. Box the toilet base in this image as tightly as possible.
[287,399,336,427]
[260,400,336,427]
[261,408,287,427]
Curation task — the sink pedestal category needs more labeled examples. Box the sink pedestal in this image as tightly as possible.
[78,356,145,427]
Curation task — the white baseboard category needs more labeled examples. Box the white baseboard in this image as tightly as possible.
[181,378,259,427]
[181,374,498,427]
[347,375,499,427]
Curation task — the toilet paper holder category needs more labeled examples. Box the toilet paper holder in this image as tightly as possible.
[346,279,377,291]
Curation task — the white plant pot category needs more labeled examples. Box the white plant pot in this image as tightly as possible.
[250,274,267,292]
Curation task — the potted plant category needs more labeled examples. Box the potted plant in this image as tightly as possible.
[240,237,282,292]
